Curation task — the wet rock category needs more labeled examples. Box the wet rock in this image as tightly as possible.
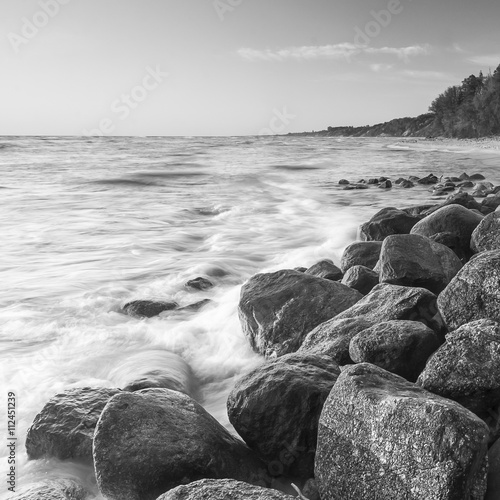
[156,479,295,500]
[438,250,500,330]
[410,204,483,261]
[94,389,267,500]
[299,317,375,365]
[177,299,212,312]
[333,283,443,334]
[394,177,406,184]
[340,241,382,273]
[338,179,349,185]
[367,178,379,184]
[122,300,178,318]
[10,479,89,500]
[227,353,340,479]
[359,207,420,241]
[459,172,471,181]
[302,479,320,500]
[343,183,369,190]
[399,180,414,188]
[471,212,500,253]
[481,195,500,214]
[403,204,436,217]
[26,387,120,463]
[185,277,214,291]
[341,265,379,295]
[418,320,500,417]
[378,234,462,294]
[417,173,439,185]
[238,270,362,357]
[379,176,388,182]
[438,191,483,212]
[470,173,487,180]
[486,438,500,500]
[378,180,392,189]
[349,320,442,382]
[315,363,489,500]
[457,180,475,188]
[305,259,342,281]
[428,232,469,262]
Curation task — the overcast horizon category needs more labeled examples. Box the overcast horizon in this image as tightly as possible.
[2,0,500,137]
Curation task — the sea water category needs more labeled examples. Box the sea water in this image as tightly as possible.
[1,135,499,498]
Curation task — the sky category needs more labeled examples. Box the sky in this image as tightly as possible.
[1,0,499,136]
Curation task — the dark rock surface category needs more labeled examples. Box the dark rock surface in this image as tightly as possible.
[340,241,383,273]
[305,259,342,281]
[341,265,379,295]
[428,231,468,262]
[10,479,90,500]
[238,270,362,357]
[227,353,340,479]
[299,317,375,364]
[349,320,442,382]
[471,212,500,253]
[417,173,439,184]
[378,234,462,294]
[177,299,212,312]
[359,207,420,241]
[122,300,178,318]
[26,387,120,463]
[156,479,295,500]
[410,204,483,260]
[333,283,443,334]
[93,389,267,500]
[438,250,500,329]
[185,277,214,290]
[315,363,489,500]
[417,320,500,416]
[486,438,500,500]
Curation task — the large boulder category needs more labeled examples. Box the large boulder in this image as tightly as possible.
[26,387,120,463]
[438,250,500,330]
[93,389,267,500]
[349,320,441,382]
[227,353,340,479]
[471,212,500,253]
[305,259,342,281]
[410,204,483,261]
[424,191,482,215]
[341,265,379,295]
[340,241,382,273]
[333,283,444,334]
[359,207,420,241]
[238,270,362,357]
[378,234,462,294]
[417,320,500,416]
[156,479,295,500]
[9,479,89,500]
[299,317,375,364]
[315,363,489,500]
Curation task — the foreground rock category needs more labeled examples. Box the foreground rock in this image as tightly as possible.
[26,387,120,463]
[156,479,295,500]
[122,300,178,318]
[341,265,379,295]
[94,389,267,500]
[10,479,89,500]
[438,250,500,329]
[305,259,342,281]
[471,212,500,253]
[418,320,500,417]
[238,270,362,357]
[378,234,462,294]
[410,204,483,261]
[359,207,420,241]
[334,283,443,334]
[315,363,489,500]
[340,241,382,273]
[227,353,340,479]
[299,317,375,364]
[349,320,441,382]
[486,438,500,500]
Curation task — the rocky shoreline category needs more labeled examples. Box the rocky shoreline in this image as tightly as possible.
[14,170,500,500]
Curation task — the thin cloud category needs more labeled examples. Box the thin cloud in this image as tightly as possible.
[237,44,431,63]
[400,70,454,81]
[369,63,394,72]
[468,55,500,68]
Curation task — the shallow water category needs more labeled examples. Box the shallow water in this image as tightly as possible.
[1,135,499,498]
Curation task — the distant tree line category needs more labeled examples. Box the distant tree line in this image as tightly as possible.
[429,64,500,137]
